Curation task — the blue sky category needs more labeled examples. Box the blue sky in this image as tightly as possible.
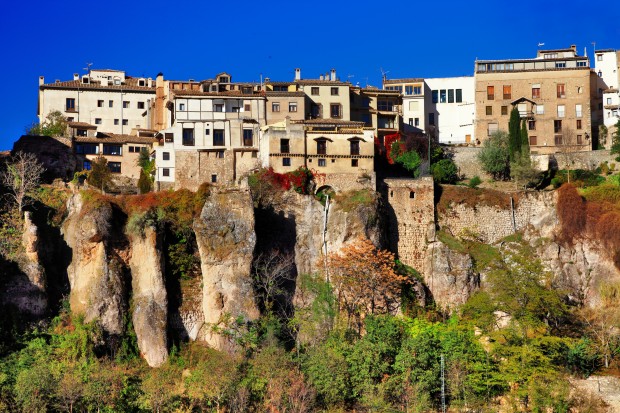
[0,0,618,150]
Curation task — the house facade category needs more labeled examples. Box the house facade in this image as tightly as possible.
[594,49,620,147]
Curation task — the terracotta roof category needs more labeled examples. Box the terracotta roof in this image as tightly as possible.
[294,119,365,127]
[266,81,294,86]
[67,121,97,129]
[294,79,350,86]
[360,88,401,95]
[75,133,157,145]
[171,89,264,98]
[595,49,616,53]
[41,77,155,92]
[476,56,587,64]
[383,78,424,84]
[603,88,619,93]
[266,91,306,97]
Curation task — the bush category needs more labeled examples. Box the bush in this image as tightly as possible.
[86,156,112,192]
[552,169,605,188]
[390,141,422,177]
[137,169,152,194]
[556,184,587,242]
[468,176,482,188]
[477,131,510,180]
[431,159,459,184]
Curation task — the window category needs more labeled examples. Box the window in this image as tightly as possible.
[414,86,422,95]
[528,120,536,130]
[488,123,498,136]
[487,86,494,100]
[429,113,435,125]
[162,152,170,161]
[109,100,113,108]
[280,139,290,153]
[66,98,75,111]
[432,90,438,103]
[317,140,327,155]
[214,104,224,112]
[103,144,122,156]
[137,102,145,109]
[311,103,322,118]
[83,160,91,170]
[351,159,358,167]
[179,103,186,111]
[415,118,420,127]
[557,105,565,118]
[165,133,173,143]
[486,106,493,115]
[503,85,511,99]
[76,129,87,136]
[576,104,582,118]
[607,97,613,105]
[405,86,413,95]
[331,87,339,96]
[67,117,74,122]
[350,140,360,155]
[455,89,462,103]
[554,120,562,133]
[95,118,102,125]
[577,61,587,67]
[243,129,253,146]
[108,162,121,173]
[448,89,454,103]
[114,119,119,125]
[211,174,217,183]
[244,104,251,111]
[283,158,291,166]
[501,106,508,115]
[530,136,537,146]
[272,102,280,112]
[122,119,128,126]
[378,101,394,111]
[577,135,583,144]
[75,144,98,154]
[123,101,130,109]
[182,128,195,146]
[440,89,447,103]
[311,87,319,95]
[288,102,297,112]
[555,62,566,68]
[408,118,413,126]
[97,100,104,107]
[213,129,224,146]
[597,54,603,61]
[231,107,240,113]
[318,159,326,167]
[162,168,170,177]
[216,151,224,159]
[576,119,582,129]
[330,104,341,118]
[536,105,545,115]
[554,135,563,145]
[532,86,541,99]
[557,84,566,98]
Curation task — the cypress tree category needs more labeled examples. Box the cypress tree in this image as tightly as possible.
[520,119,529,155]
[508,107,521,161]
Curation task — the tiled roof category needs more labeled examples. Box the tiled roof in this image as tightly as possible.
[75,133,157,145]
[383,78,424,84]
[171,89,264,98]
[67,121,97,129]
[294,119,365,127]
[360,88,401,95]
[295,79,350,86]
[265,81,294,86]
[41,78,155,92]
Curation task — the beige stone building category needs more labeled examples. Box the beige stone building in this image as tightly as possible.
[383,78,426,133]
[261,118,375,191]
[265,90,306,124]
[39,69,156,135]
[350,87,402,144]
[475,45,601,154]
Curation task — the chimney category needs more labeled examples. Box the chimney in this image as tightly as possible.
[264,77,270,83]
[330,69,336,81]
[39,76,44,86]
[320,75,324,81]
[147,77,153,87]
[295,68,301,80]
[156,72,164,87]
[73,73,79,81]
[571,44,577,53]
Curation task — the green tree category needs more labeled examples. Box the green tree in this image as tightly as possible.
[520,119,529,155]
[510,153,540,189]
[477,130,511,180]
[27,110,67,137]
[86,155,112,192]
[508,107,522,161]
[431,158,459,184]
[391,141,422,177]
[611,119,620,155]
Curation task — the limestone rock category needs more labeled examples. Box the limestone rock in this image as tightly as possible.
[128,226,168,367]
[423,240,479,311]
[62,193,125,335]
[194,188,259,351]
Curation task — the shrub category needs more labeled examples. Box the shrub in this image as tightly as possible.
[608,174,620,186]
[390,141,422,177]
[556,184,586,243]
[137,169,152,194]
[468,176,482,188]
[600,162,610,175]
[431,158,459,184]
[552,169,605,188]
[477,131,510,180]
[86,156,112,192]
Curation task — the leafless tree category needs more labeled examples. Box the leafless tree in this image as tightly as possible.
[556,128,583,183]
[0,151,45,212]
[252,249,296,312]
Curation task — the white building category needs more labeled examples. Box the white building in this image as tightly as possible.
[383,78,425,132]
[594,49,620,145]
[38,69,156,135]
[424,76,475,144]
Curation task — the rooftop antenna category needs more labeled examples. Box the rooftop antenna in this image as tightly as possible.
[83,62,93,75]
[364,77,369,88]
[380,67,389,83]
[537,42,545,48]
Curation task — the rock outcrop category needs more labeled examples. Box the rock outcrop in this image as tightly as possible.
[62,193,126,335]
[194,188,259,351]
[128,226,168,367]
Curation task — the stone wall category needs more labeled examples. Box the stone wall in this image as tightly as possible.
[383,177,435,272]
[452,147,489,180]
[438,189,557,244]
[545,149,617,170]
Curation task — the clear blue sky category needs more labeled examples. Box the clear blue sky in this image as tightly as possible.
[0,0,618,150]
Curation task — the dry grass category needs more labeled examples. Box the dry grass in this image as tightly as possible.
[437,185,518,214]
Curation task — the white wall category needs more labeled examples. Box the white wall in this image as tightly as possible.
[424,76,475,144]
